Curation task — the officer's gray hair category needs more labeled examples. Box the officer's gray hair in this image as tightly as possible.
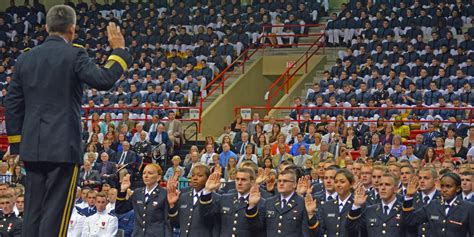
[46,5,76,34]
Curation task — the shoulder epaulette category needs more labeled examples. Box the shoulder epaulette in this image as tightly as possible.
[73,43,84,48]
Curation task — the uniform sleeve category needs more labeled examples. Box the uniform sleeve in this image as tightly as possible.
[401,198,427,227]
[13,219,22,237]
[199,192,221,219]
[75,216,85,237]
[346,205,365,233]
[115,191,134,214]
[106,216,118,237]
[4,62,25,155]
[81,218,90,237]
[74,48,132,91]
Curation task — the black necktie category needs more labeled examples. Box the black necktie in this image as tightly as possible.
[423,196,430,204]
[327,195,334,201]
[145,193,150,203]
[339,203,344,213]
[445,204,450,215]
[282,199,287,209]
[384,205,390,215]
[239,196,246,203]
[193,193,199,205]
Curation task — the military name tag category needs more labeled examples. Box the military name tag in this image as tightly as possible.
[137,200,144,204]
[180,204,187,209]
[267,211,275,215]
[430,215,439,220]
[152,201,158,206]
[222,207,230,212]
[327,213,336,217]
[369,218,377,223]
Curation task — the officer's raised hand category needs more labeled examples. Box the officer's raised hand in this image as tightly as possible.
[406,176,419,197]
[107,22,125,49]
[305,186,317,219]
[121,174,131,192]
[204,172,221,192]
[297,175,310,196]
[167,176,180,208]
[248,184,261,209]
[353,184,367,207]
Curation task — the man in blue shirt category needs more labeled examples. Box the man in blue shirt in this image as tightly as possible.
[290,133,309,156]
[219,143,238,167]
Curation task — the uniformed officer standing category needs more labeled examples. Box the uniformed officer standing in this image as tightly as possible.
[115,164,172,237]
[200,167,264,237]
[81,192,118,237]
[346,173,406,237]
[167,164,219,237]
[0,194,22,237]
[4,5,131,237]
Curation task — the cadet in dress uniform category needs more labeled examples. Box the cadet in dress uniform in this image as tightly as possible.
[4,5,131,237]
[115,164,172,237]
[312,165,338,206]
[406,167,442,237]
[307,169,358,237]
[347,174,406,237]
[167,164,219,237]
[247,169,314,237]
[67,207,86,237]
[402,173,474,237]
[200,168,264,237]
[81,192,118,237]
[0,194,22,237]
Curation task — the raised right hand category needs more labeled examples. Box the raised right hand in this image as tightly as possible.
[406,176,419,197]
[248,184,261,209]
[167,176,180,207]
[120,174,131,192]
[305,187,317,218]
[107,22,125,49]
[204,172,221,192]
[353,184,367,207]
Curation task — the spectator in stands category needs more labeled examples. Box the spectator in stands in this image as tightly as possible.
[164,156,185,181]
[80,161,101,189]
[165,111,182,148]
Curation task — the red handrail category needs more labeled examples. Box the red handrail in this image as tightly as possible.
[265,32,325,107]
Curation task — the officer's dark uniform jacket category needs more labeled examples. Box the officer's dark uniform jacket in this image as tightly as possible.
[247,192,314,237]
[404,190,441,237]
[115,185,172,237]
[199,191,263,237]
[401,197,474,237]
[0,213,22,237]
[168,189,220,237]
[5,35,132,164]
[346,200,406,237]
[309,194,358,237]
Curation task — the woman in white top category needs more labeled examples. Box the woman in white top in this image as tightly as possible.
[237,144,258,167]
[444,128,456,148]
[83,143,98,163]
[88,124,104,144]
[308,133,322,155]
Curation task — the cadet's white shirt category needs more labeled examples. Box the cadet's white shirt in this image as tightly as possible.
[67,209,86,237]
[81,210,118,237]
